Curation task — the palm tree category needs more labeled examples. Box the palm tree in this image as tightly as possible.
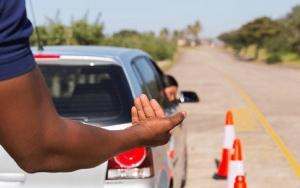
[192,20,202,41]
[159,27,170,40]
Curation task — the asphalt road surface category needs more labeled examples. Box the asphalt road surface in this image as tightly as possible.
[165,46,300,188]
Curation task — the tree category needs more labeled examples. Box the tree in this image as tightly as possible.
[46,21,67,45]
[263,30,290,54]
[285,5,300,38]
[159,27,170,40]
[290,37,300,55]
[30,10,67,46]
[238,17,283,60]
[44,10,68,45]
[218,31,244,55]
[191,20,202,42]
[113,30,140,38]
[184,21,202,45]
[284,5,300,55]
[70,11,104,45]
[30,25,49,47]
[172,30,184,42]
[185,24,193,40]
[147,31,156,37]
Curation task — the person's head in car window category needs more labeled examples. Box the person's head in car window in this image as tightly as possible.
[163,75,178,102]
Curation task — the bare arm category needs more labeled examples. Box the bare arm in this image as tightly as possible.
[0,66,186,173]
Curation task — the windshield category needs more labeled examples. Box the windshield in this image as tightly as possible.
[38,63,133,125]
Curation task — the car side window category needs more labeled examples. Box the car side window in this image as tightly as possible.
[132,57,167,107]
[149,59,164,78]
[132,61,149,95]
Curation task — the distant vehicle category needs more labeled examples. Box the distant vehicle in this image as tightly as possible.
[0,46,199,188]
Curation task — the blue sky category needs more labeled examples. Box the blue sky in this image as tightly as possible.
[25,0,300,39]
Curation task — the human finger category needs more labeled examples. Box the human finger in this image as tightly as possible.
[139,94,156,118]
[150,99,166,117]
[134,96,146,120]
[131,106,139,125]
[167,111,187,130]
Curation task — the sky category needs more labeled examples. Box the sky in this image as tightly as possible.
[25,0,300,39]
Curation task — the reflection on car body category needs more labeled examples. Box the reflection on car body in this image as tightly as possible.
[0,46,199,188]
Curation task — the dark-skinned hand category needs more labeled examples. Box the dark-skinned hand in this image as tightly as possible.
[129,94,187,147]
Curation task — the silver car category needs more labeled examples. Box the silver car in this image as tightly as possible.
[0,46,198,188]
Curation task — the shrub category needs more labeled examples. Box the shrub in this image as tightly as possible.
[264,34,288,54]
[290,37,300,55]
[266,54,282,64]
[100,35,177,61]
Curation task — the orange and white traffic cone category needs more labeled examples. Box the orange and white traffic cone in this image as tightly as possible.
[227,138,245,188]
[234,175,247,188]
[213,110,235,179]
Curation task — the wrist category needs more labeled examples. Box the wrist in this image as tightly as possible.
[124,124,144,148]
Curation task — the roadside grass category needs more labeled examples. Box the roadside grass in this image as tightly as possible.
[281,53,300,67]
[240,45,268,61]
[165,45,300,70]
[220,45,300,68]
[158,47,185,71]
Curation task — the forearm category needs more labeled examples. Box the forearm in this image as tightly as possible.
[1,114,141,173]
[40,118,141,172]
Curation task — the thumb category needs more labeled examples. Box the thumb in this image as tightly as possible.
[168,111,187,129]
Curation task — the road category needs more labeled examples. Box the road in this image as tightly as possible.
[165,46,300,188]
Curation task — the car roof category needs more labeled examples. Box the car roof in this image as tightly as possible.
[31,45,150,60]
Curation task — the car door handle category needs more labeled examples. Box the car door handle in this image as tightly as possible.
[0,173,26,186]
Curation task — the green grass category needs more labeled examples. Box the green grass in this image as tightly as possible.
[281,53,300,67]
[240,45,268,61]
[222,45,300,67]
[159,47,185,71]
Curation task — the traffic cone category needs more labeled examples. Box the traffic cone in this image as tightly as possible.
[227,138,245,188]
[213,110,235,179]
[234,175,247,188]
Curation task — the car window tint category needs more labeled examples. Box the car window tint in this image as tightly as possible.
[132,57,166,106]
[132,63,149,95]
[150,59,164,77]
[38,63,133,125]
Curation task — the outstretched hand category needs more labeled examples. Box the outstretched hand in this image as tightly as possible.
[130,94,187,147]
[131,94,166,124]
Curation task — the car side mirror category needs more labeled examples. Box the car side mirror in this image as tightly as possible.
[178,91,199,103]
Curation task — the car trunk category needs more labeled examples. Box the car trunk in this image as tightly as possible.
[0,122,136,188]
[0,126,113,188]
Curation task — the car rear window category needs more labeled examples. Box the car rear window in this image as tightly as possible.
[38,63,133,126]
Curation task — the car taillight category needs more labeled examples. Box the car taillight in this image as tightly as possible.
[115,147,146,168]
[106,147,154,179]
[34,54,60,59]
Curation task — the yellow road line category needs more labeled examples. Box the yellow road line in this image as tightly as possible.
[215,68,300,179]
[231,108,260,132]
